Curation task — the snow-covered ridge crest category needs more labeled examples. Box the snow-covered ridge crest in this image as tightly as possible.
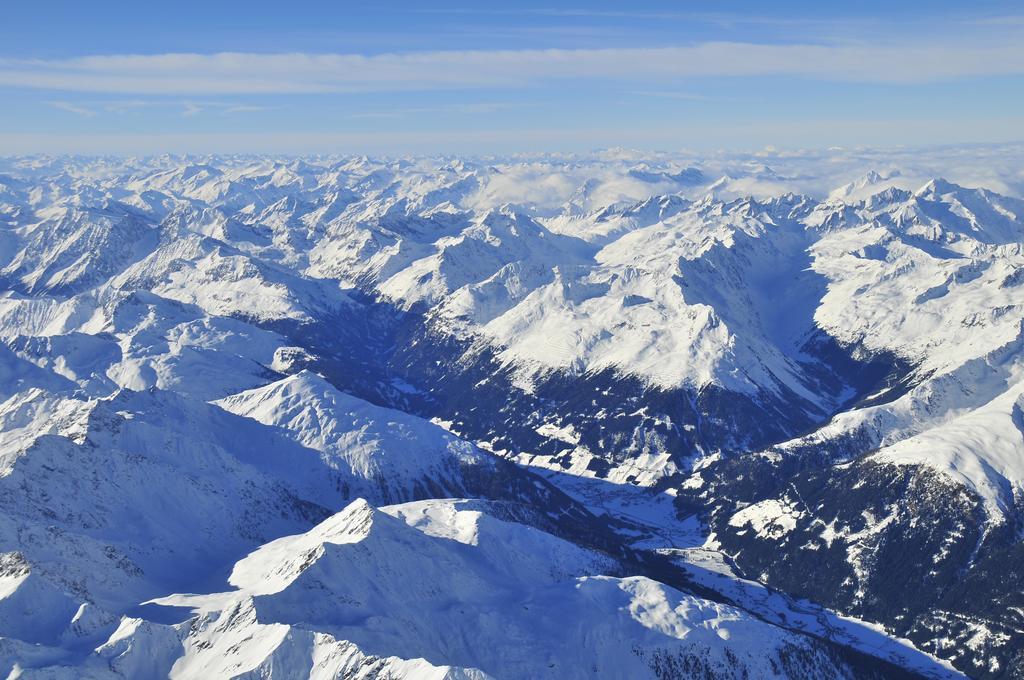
[0,153,1021,395]
[214,370,494,504]
[139,498,869,680]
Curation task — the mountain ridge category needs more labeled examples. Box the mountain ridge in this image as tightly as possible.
[0,150,1020,678]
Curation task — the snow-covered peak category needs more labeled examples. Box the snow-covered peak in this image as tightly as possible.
[828,169,906,203]
[215,371,492,499]
[213,372,596,514]
[226,498,379,595]
[140,497,866,680]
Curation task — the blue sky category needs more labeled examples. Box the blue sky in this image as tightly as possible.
[2,1,1023,154]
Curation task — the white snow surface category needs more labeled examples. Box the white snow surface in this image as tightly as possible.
[214,370,495,504]
[136,498,853,680]
[0,147,1023,677]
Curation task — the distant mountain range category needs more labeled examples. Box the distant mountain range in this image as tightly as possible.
[1,150,1022,678]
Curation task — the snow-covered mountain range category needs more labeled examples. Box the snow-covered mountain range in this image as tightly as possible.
[1,147,1022,678]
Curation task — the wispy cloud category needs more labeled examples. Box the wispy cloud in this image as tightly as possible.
[349,101,521,120]
[46,100,97,116]
[627,90,711,101]
[178,100,273,117]
[102,100,153,113]
[5,40,1024,95]
[220,104,270,115]
[41,98,271,118]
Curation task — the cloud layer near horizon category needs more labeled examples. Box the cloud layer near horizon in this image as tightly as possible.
[4,40,1024,94]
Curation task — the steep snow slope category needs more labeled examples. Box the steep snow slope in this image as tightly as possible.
[474,195,826,397]
[810,181,1024,379]
[0,376,599,631]
[670,181,1024,674]
[5,499,908,679]
[0,388,330,617]
[215,370,590,509]
[133,498,874,680]
[770,182,1024,522]
[873,379,1024,518]
[0,202,159,295]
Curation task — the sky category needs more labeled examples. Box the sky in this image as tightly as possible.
[2,0,1024,155]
